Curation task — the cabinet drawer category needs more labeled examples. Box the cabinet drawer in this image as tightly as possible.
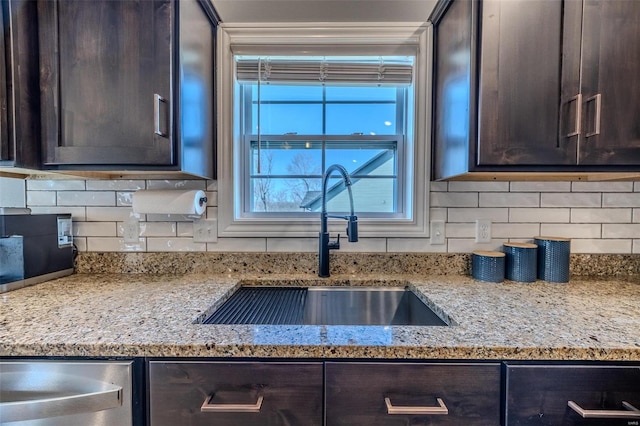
[505,364,640,425]
[325,362,501,425]
[148,361,323,426]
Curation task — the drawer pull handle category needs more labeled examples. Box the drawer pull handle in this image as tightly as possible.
[385,397,448,415]
[201,394,263,413]
[568,400,640,419]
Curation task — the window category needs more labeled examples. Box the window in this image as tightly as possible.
[217,24,430,238]
[237,63,412,216]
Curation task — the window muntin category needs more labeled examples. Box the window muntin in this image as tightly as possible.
[246,138,399,213]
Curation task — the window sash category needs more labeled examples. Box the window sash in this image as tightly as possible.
[242,135,405,216]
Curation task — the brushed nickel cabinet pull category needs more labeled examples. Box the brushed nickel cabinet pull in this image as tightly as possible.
[201,394,263,413]
[585,93,601,138]
[565,94,582,137]
[154,93,168,137]
[568,400,640,419]
[385,397,448,415]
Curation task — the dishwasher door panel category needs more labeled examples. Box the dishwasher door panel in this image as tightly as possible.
[0,360,134,426]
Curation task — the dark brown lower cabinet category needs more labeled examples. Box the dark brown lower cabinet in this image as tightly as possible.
[325,362,501,425]
[505,364,640,425]
[147,361,323,426]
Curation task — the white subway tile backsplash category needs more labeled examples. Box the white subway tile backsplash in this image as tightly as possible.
[146,180,207,190]
[509,208,570,223]
[205,191,218,206]
[571,208,632,223]
[445,223,474,238]
[572,181,633,192]
[20,178,640,255]
[602,224,640,239]
[603,193,640,207]
[480,192,539,208]
[86,180,145,191]
[266,238,317,253]
[541,192,601,207]
[26,191,56,206]
[177,222,194,237]
[430,192,478,208]
[510,181,571,192]
[86,207,137,222]
[116,192,134,207]
[58,191,115,206]
[73,237,87,252]
[206,180,218,191]
[429,208,447,222]
[387,238,447,253]
[137,222,177,237]
[207,238,267,252]
[448,181,508,192]
[570,239,632,254]
[27,180,85,191]
[429,181,448,192]
[448,208,508,223]
[87,237,146,252]
[447,238,504,253]
[147,238,206,252]
[74,222,117,237]
[540,223,601,239]
[337,238,387,252]
[492,223,540,238]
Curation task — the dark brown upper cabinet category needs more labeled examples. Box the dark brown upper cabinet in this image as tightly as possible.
[38,0,218,179]
[0,0,42,171]
[430,0,640,180]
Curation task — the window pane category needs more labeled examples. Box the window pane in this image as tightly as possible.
[325,144,396,175]
[250,141,322,176]
[322,177,396,213]
[251,84,323,101]
[251,177,322,212]
[325,86,397,101]
[325,104,397,135]
[252,104,322,134]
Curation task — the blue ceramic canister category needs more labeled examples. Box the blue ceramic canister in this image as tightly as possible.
[503,242,538,282]
[472,250,505,283]
[534,236,571,283]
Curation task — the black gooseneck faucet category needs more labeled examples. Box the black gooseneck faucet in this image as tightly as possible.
[319,164,358,277]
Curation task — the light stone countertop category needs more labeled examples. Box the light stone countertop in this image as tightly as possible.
[1,273,639,360]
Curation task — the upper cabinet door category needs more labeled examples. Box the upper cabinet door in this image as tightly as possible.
[578,0,640,165]
[39,0,173,166]
[477,0,570,166]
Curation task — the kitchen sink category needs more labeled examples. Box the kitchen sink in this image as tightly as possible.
[202,286,448,326]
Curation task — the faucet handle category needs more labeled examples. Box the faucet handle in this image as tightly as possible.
[328,234,341,250]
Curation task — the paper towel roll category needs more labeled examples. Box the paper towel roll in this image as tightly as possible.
[132,190,207,216]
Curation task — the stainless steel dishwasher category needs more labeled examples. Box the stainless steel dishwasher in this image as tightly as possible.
[0,360,135,425]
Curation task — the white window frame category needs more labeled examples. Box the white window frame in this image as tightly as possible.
[217,23,432,238]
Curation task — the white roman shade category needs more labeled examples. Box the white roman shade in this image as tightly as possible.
[236,57,414,85]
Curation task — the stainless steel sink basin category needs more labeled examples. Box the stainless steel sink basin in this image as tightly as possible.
[203,286,448,326]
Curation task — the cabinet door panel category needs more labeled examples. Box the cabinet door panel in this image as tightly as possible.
[579,0,640,165]
[478,0,569,166]
[39,0,173,166]
[325,362,501,425]
[506,364,640,425]
[148,361,323,426]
